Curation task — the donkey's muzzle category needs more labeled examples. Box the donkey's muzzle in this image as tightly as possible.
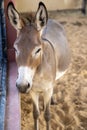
[16,82,30,93]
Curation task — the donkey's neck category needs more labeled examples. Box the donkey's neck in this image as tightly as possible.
[36,40,56,81]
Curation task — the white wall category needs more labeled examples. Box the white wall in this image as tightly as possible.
[15,0,82,12]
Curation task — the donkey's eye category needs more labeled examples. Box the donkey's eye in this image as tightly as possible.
[32,47,42,57]
[14,47,17,52]
[35,48,41,54]
[13,46,19,56]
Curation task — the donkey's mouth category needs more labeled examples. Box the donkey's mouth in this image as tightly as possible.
[16,83,31,94]
[17,87,31,94]
[18,87,26,93]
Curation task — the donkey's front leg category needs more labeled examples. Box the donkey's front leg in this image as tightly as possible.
[33,103,39,130]
[30,91,39,130]
[44,88,53,130]
[44,102,51,130]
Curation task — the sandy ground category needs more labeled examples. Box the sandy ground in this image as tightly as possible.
[21,11,87,130]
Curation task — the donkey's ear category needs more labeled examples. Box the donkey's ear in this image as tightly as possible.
[35,2,48,31]
[7,2,22,30]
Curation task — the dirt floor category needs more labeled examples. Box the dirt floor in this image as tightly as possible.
[21,10,87,130]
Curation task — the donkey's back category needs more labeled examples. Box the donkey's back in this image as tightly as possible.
[42,19,70,80]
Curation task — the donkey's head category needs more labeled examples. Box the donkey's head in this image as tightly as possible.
[7,2,48,93]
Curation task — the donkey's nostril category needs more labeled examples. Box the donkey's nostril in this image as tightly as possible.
[28,83,30,88]
[16,82,19,88]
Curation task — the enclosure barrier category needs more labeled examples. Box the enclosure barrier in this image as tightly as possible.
[0,0,7,130]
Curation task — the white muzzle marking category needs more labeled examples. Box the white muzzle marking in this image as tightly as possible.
[17,66,35,89]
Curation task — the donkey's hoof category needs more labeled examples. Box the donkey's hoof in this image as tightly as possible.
[51,98,57,105]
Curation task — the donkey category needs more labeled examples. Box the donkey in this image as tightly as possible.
[7,2,70,130]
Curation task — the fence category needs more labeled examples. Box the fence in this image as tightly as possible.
[0,0,7,130]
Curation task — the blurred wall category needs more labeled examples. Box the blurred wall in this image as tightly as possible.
[15,0,83,12]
